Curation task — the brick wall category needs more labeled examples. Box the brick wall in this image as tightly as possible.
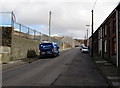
[118,31,120,66]
[115,3,120,67]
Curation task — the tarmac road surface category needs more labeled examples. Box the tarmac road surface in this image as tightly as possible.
[2,48,110,86]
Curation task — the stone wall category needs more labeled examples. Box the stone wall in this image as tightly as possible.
[0,27,41,63]
[11,35,41,60]
[0,27,12,63]
[0,29,2,46]
[0,27,12,47]
[0,27,66,63]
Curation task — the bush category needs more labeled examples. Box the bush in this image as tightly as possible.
[27,50,37,58]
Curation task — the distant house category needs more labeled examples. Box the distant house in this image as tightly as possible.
[61,36,75,48]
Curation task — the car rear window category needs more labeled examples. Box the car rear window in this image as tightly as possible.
[40,43,52,49]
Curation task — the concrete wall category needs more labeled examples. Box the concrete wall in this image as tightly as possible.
[0,46,11,63]
[1,27,68,63]
[11,35,41,60]
[63,42,71,49]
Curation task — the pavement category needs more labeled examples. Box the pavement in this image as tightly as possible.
[2,60,26,71]
[92,56,120,87]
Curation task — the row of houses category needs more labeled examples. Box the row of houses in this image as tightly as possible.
[89,3,120,67]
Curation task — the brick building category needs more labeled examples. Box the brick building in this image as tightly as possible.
[116,4,120,67]
[89,3,120,67]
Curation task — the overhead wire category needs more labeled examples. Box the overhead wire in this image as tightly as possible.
[92,0,98,10]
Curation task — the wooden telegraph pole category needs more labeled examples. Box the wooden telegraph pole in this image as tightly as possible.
[91,10,94,57]
[49,11,51,37]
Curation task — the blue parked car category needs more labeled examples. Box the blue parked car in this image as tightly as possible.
[39,43,59,58]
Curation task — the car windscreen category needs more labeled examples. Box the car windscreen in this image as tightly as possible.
[82,47,88,49]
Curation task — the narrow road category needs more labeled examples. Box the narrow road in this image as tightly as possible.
[2,48,109,86]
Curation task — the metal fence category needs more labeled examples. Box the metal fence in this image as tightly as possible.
[0,12,63,46]
[13,22,42,41]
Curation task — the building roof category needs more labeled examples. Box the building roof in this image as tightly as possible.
[89,3,120,39]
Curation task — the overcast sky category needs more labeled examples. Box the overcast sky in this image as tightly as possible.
[1,0,120,39]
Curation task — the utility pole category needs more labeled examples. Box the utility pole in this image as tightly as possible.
[91,10,94,57]
[86,29,88,47]
[86,25,90,47]
[87,29,88,40]
[49,11,51,37]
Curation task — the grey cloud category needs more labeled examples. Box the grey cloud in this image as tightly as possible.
[1,0,120,39]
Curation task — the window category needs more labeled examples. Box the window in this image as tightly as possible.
[98,29,100,39]
[113,20,116,33]
[98,28,102,39]
[100,27,102,38]
[103,26,105,37]
[112,37,116,55]
[104,40,107,53]
[107,23,110,36]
